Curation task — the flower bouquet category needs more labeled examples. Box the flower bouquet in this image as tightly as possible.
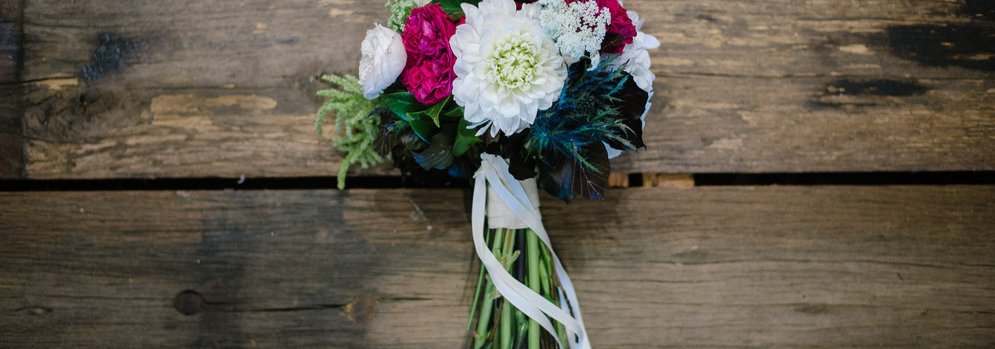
[316,0,658,347]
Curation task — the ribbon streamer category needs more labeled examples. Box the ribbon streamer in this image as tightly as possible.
[472,154,591,349]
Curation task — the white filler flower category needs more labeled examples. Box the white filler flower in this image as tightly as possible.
[359,24,407,100]
[450,0,567,137]
[521,0,611,67]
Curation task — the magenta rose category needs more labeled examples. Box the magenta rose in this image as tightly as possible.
[402,54,457,106]
[567,0,637,54]
[401,4,458,105]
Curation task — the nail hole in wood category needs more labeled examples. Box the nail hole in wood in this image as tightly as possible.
[173,290,204,316]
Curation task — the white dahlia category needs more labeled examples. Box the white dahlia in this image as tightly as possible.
[450,0,568,137]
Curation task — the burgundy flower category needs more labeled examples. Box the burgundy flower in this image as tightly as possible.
[400,4,458,105]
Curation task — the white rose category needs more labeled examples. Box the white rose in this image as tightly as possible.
[358,24,407,100]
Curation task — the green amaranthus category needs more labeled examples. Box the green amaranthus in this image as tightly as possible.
[315,74,384,189]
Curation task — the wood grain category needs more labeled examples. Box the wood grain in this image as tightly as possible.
[0,0,23,177]
[1,186,993,348]
[0,0,19,82]
[1,0,991,179]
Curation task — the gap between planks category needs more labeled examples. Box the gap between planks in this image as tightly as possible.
[609,173,696,189]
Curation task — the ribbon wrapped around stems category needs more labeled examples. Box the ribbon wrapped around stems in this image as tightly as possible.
[472,154,591,349]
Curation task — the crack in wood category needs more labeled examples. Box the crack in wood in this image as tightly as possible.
[11,306,53,316]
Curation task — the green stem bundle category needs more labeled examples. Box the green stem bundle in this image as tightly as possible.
[469,228,567,349]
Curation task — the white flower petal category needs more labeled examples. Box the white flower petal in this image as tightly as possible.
[449,0,567,137]
[358,24,406,100]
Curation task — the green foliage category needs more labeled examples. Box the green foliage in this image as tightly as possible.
[432,0,482,18]
[382,91,439,142]
[387,0,482,30]
[421,96,450,127]
[453,118,481,157]
[385,0,419,32]
[316,74,384,190]
[379,92,482,173]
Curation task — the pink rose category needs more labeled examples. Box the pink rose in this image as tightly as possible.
[401,4,458,105]
[567,0,637,54]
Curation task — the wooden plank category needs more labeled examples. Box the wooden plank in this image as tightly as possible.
[1,186,993,347]
[8,0,995,179]
[0,0,23,177]
[0,0,19,82]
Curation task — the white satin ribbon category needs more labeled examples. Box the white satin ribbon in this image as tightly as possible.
[472,154,591,349]
[486,178,540,229]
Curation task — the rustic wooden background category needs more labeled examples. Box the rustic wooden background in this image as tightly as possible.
[1,0,993,348]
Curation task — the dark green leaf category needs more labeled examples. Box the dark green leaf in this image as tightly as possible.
[453,118,482,157]
[413,132,455,170]
[405,111,439,143]
[432,0,481,17]
[443,105,464,118]
[424,96,450,127]
[382,92,424,122]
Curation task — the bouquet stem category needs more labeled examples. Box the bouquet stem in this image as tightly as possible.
[470,228,566,349]
[526,230,541,349]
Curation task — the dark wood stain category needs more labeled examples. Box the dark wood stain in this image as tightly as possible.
[878,0,995,72]
[881,24,995,72]
[823,79,928,97]
[958,0,995,22]
[811,79,930,109]
[80,33,145,83]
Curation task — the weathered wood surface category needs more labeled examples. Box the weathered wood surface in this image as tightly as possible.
[1,186,993,348]
[0,0,990,179]
[0,0,23,178]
